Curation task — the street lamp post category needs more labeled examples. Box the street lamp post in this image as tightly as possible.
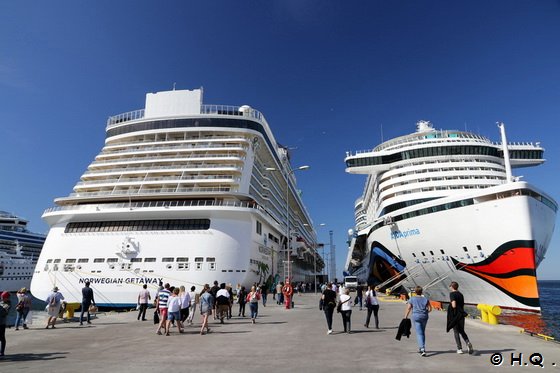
[266,165,309,284]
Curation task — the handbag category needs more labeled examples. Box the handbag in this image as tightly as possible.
[319,299,324,311]
[153,310,160,324]
[88,305,98,313]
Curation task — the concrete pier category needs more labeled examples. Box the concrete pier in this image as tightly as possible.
[2,294,558,372]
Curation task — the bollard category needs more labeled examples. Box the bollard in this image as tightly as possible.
[65,302,81,320]
[477,304,501,325]
[477,304,488,323]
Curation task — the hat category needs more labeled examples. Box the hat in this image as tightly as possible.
[1,291,10,300]
[52,286,59,292]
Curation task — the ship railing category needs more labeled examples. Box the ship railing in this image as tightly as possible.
[106,104,267,129]
[375,262,423,291]
[100,142,249,156]
[44,199,261,214]
[90,153,246,165]
[83,164,243,175]
[64,186,238,198]
[106,109,145,126]
[491,141,541,148]
[75,175,241,186]
[201,104,265,123]
[422,261,469,292]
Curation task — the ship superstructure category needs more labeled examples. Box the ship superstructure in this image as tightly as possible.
[31,89,322,306]
[344,121,556,311]
[0,211,46,291]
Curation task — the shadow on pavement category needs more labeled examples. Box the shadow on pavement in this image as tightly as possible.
[0,352,69,362]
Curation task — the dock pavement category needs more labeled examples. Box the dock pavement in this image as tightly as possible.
[1,293,559,372]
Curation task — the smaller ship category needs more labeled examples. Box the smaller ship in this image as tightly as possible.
[0,211,46,291]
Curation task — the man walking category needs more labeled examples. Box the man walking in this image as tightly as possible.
[80,281,96,326]
[137,284,151,321]
[447,281,474,354]
[156,283,171,335]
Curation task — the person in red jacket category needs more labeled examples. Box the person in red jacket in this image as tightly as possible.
[282,280,294,309]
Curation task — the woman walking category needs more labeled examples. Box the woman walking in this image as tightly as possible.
[247,286,261,324]
[339,288,353,333]
[178,285,191,324]
[199,284,214,335]
[14,288,32,330]
[404,286,432,356]
[45,287,64,329]
[364,285,380,329]
[0,292,11,357]
[237,286,247,317]
[186,286,198,326]
[321,283,337,334]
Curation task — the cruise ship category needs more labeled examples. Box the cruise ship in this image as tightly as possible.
[344,121,557,312]
[30,88,322,307]
[0,211,46,291]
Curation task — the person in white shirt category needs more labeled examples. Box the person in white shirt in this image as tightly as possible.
[166,288,184,335]
[364,285,380,329]
[137,284,151,321]
[339,288,353,333]
[186,286,198,325]
[179,286,191,323]
[215,283,231,323]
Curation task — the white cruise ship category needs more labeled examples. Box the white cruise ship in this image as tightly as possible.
[344,121,557,312]
[30,88,321,307]
[0,211,46,291]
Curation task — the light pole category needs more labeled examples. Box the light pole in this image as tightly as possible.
[266,165,309,284]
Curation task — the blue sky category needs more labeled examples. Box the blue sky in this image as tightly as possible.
[1,1,559,280]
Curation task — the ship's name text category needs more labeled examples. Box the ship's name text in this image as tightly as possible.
[390,229,421,240]
[78,277,163,285]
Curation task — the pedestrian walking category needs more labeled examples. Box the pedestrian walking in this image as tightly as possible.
[237,286,247,317]
[167,287,184,335]
[338,288,353,333]
[186,286,198,325]
[79,281,96,326]
[364,285,380,329]
[14,287,32,330]
[404,286,432,356]
[179,285,191,323]
[355,285,363,310]
[215,283,230,324]
[447,281,474,354]
[261,284,268,307]
[247,285,261,323]
[276,282,284,305]
[137,284,151,321]
[45,286,64,329]
[199,284,214,335]
[321,283,337,334]
[155,283,171,335]
[0,291,11,357]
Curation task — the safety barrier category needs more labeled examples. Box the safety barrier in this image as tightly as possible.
[477,304,501,325]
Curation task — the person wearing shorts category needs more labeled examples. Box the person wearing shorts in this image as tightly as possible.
[166,288,183,335]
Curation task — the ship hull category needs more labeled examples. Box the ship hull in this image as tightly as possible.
[354,184,556,311]
[30,206,285,307]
